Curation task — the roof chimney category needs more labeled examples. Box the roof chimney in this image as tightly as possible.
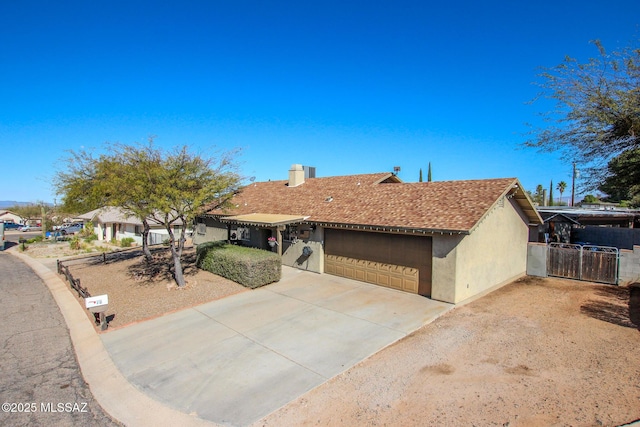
[289,164,305,187]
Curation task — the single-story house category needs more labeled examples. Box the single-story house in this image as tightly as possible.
[195,164,542,304]
[536,212,581,243]
[77,207,185,245]
[0,211,24,225]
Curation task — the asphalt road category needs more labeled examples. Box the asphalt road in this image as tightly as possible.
[0,253,121,426]
[2,230,42,248]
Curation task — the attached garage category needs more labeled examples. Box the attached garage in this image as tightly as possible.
[324,228,432,297]
[200,165,542,304]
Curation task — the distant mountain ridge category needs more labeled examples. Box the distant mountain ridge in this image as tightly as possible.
[0,201,45,209]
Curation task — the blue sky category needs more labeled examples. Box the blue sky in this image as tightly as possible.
[1,1,639,205]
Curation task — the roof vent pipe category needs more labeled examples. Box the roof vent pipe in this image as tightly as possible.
[289,164,305,187]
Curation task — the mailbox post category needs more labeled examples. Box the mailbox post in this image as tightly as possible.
[85,294,109,330]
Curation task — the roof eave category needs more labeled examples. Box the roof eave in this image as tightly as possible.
[311,221,470,235]
[467,179,543,234]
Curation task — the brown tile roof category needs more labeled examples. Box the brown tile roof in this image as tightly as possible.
[207,173,538,233]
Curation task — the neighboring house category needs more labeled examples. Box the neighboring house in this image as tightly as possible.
[195,164,542,304]
[536,206,640,249]
[537,213,581,243]
[77,207,185,245]
[0,211,24,225]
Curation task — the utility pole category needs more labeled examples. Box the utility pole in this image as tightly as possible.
[41,204,46,240]
[570,162,577,207]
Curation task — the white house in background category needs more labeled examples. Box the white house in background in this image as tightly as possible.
[76,207,185,245]
[0,211,24,225]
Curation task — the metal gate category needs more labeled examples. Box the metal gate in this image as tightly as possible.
[547,243,619,284]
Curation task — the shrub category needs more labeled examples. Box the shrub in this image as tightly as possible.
[120,237,135,247]
[196,241,281,288]
[84,233,98,242]
[69,236,82,250]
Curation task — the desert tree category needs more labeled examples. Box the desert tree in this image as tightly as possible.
[54,149,109,214]
[598,147,640,206]
[147,145,242,287]
[525,40,640,189]
[8,202,49,233]
[55,141,242,286]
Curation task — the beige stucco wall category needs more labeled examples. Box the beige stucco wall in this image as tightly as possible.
[282,227,324,273]
[193,218,228,245]
[431,196,529,304]
[430,234,463,303]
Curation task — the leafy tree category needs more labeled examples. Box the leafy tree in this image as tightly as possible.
[427,162,432,182]
[598,147,640,206]
[548,180,554,206]
[55,141,242,287]
[8,203,42,223]
[581,194,600,204]
[419,168,423,182]
[101,141,163,261]
[528,184,545,205]
[147,146,242,287]
[525,40,640,188]
[556,181,568,205]
[55,150,110,213]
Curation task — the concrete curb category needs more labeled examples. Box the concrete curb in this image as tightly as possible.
[9,249,217,427]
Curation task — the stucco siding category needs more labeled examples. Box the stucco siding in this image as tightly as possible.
[431,235,462,303]
[193,218,228,245]
[453,197,529,303]
[282,228,324,273]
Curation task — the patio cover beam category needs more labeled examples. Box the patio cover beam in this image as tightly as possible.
[219,213,309,227]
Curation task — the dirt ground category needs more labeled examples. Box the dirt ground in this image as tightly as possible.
[22,242,640,426]
[257,277,640,427]
[53,244,247,329]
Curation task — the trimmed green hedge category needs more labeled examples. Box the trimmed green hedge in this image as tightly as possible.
[196,241,281,289]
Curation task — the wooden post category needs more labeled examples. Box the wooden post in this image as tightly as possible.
[277,225,285,256]
[99,312,107,330]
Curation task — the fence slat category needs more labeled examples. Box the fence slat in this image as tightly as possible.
[547,243,618,284]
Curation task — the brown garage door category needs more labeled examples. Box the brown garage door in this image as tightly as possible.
[324,229,432,297]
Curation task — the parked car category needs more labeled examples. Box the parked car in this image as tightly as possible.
[2,222,22,230]
[20,225,42,232]
[54,222,75,230]
[60,223,84,235]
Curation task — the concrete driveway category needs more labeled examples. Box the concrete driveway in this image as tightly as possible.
[101,267,452,427]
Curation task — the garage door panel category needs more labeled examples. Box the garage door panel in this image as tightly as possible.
[325,254,418,294]
[324,229,431,297]
[388,275,404,290]
[379,275,390,287]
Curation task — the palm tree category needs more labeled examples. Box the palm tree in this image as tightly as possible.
[557,181,568,205]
